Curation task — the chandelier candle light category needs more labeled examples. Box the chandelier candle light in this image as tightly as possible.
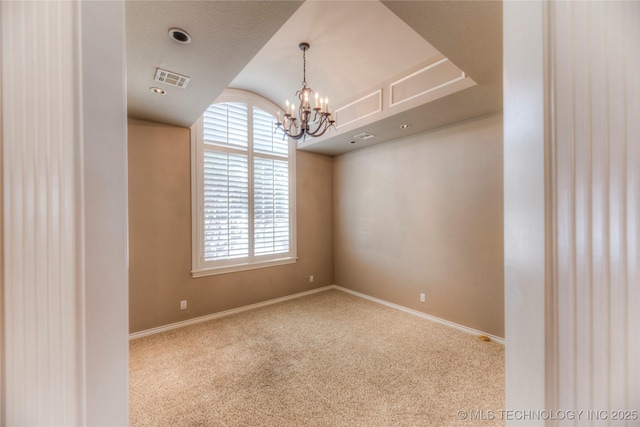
[276,42,336,141]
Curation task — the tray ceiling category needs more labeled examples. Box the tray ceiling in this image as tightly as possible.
[126,0,502,156]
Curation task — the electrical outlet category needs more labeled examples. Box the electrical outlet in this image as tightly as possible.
[309,275,314,283]
[420,293,426,303]
[180,300,187,310]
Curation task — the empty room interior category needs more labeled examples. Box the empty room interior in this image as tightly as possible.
[127,2,503,339]
[1,0,638,425]
[127,1,505,423]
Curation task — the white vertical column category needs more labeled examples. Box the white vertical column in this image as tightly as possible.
[0,3,5,422]
[79,1,129,425]
[549,2,640,425]
[506,1,640,425]
[1,1,128,425]
[2,2,83,425]
[503,1,549,422]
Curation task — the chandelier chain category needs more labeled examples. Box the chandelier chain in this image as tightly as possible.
[302,48,307,87]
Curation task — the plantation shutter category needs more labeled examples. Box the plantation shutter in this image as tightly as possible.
[253,106,288,155]
[196,94,294,274]
[202,102,250,261]
[203,151,249,261]
[253,106,290,255]
[203,102,248,148]
[254,158,290,255]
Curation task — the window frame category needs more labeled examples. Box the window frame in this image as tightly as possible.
[191,89,297,277]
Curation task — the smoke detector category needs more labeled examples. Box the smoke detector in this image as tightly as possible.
[154,68,190,89]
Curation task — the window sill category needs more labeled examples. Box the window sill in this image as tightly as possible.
[191,256,298,278]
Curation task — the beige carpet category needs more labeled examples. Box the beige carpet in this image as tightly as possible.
[130,289,504,426]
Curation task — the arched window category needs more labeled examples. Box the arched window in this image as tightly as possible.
[191,89,296,276]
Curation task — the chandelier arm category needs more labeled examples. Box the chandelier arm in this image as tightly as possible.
[307,116,331,137]
[282,119,305,140]
[276,116,334,140]
[284,129,305,141]
[308,125,330,139]
[287,121,299,135]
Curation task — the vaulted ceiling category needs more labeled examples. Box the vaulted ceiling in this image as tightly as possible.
[126,1,502,156]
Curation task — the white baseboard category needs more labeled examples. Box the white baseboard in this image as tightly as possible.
[332,285,505,345]
[129,285,334,340]
[130,284,505,346]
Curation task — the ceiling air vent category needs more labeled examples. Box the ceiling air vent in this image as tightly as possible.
[154,68,190,89]
[353,132,376,140]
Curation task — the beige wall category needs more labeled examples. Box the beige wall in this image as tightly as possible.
[333,114,504,337]
[129,114,503,337]
[128,119,334,333]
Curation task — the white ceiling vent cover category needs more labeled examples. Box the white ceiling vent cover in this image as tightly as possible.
[353,132,376,140]
[154,68,191,89]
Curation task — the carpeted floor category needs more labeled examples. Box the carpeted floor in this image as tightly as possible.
[130,289,504,426]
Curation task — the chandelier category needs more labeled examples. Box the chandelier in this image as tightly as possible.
[276,42,336,141]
